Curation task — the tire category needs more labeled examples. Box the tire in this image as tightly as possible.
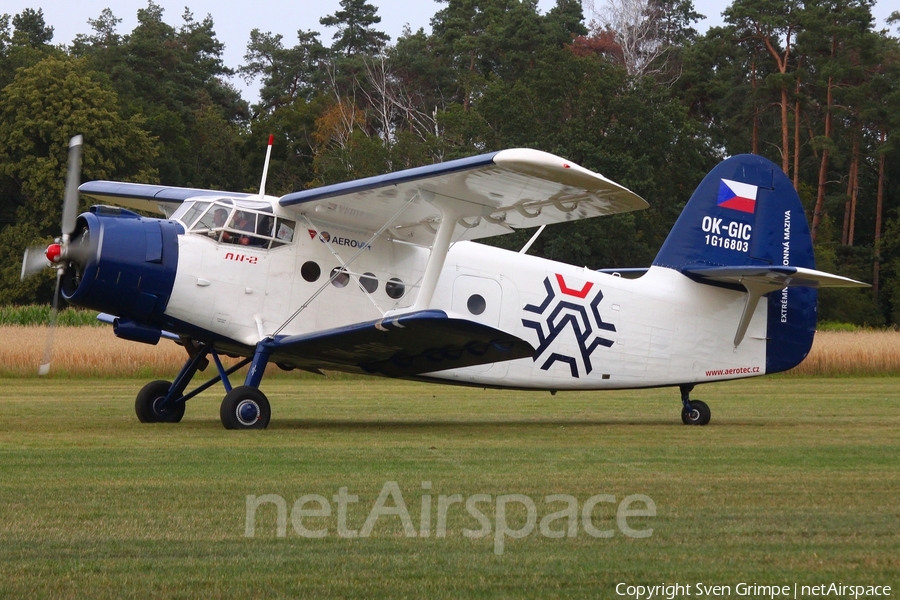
[135,380,185,423]
[681,399,711,426]
[220,386,271,430]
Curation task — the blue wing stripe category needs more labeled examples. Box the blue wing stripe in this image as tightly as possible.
[279,152,501,206]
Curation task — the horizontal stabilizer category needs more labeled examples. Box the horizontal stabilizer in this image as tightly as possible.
[684,265,869,290]
[266,310,535,377]
[684,266,868,348]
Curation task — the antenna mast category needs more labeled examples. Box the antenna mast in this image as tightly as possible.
[259,134,274,200]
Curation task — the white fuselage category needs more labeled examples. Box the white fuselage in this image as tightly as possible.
[164,220,767,390]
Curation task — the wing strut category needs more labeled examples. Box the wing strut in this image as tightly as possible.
[410,199,463,312]
[732,280,785,347]
[302,214,385,316]
[271,192,420,338]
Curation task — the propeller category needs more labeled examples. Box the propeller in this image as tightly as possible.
[19,134,84,375]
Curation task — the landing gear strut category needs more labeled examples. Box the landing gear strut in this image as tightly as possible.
[132,339,275,430]
[679,384,711,425]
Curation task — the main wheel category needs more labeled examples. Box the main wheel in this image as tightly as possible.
[681,399,711,426]
[135,380,185,423]
[220,386,271,430]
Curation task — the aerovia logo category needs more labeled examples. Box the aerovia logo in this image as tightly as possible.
[521,274,616,378]
[717,179,758,214]
[307,229,372,250]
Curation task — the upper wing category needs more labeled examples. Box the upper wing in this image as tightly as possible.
[279,148,648,245]
[79,181,257,217]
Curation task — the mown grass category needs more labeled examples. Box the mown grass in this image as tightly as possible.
[0,377,897,598]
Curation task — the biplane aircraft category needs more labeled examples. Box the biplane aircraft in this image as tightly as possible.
[21,136,867,429]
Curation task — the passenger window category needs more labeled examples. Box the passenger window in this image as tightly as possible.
[385,278,405,299]
[301,261,321,282]
[467,294,486,315]
[359,272,378,294]
[331,267,350,288]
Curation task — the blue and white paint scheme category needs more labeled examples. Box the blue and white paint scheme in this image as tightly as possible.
[50,147,865,428]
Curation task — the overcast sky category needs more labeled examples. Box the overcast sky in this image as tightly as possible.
[5,0,897,102]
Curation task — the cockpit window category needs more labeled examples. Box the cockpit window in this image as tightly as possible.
[271,218,295,247]
[185,200,295,249]
[178,201,210,229]
[196,206,229,231]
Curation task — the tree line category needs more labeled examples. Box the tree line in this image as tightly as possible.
[1,0,898,324]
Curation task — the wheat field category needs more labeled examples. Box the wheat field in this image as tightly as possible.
[793,330,900,375]
[0,325,897,378]
[0,326,188,378]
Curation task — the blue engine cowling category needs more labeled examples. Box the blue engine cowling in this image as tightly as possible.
[61,206,181,325]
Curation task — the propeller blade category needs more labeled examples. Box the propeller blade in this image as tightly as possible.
[62,135,83,237]
[20,245,51,281]
[64,237,93,264]
[38,268,63,376]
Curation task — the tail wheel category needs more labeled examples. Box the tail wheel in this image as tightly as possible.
[220,386,271,430]
[135,380,185,423]
[681,399,711,426]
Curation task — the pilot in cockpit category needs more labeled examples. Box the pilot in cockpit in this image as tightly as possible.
[225,211,257,246]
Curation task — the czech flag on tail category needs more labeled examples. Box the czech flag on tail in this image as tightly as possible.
[717,179,758,214]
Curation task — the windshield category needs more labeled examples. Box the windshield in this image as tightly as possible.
[185,201,295,249]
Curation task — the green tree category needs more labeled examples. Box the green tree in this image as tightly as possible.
[475,48,714,267]
[74,3,247,188]
[320,0,390,56]
[725,0,804,175]
[0,8,63,90]
[240,29,327,113]
[0,56,157,304]
[11,8,53,47]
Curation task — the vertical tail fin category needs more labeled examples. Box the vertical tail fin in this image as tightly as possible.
[653,154,815,272]
[653,154,818,373]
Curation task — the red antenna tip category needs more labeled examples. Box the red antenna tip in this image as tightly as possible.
[268,134,274,146]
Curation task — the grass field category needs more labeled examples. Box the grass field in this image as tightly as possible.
[0,377,897,598]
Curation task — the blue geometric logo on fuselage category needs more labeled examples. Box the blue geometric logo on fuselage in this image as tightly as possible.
[521,274,615,378]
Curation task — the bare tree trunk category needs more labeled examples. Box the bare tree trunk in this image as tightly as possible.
[811,75,833,242]
[793,76,801,189]
[873,141,885,297]
[841,169,851,246]
[847,134,860,247]
[598,0,665,77]
[760,32,793,174]
[751,57,759,154]
[780,86,790,174]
